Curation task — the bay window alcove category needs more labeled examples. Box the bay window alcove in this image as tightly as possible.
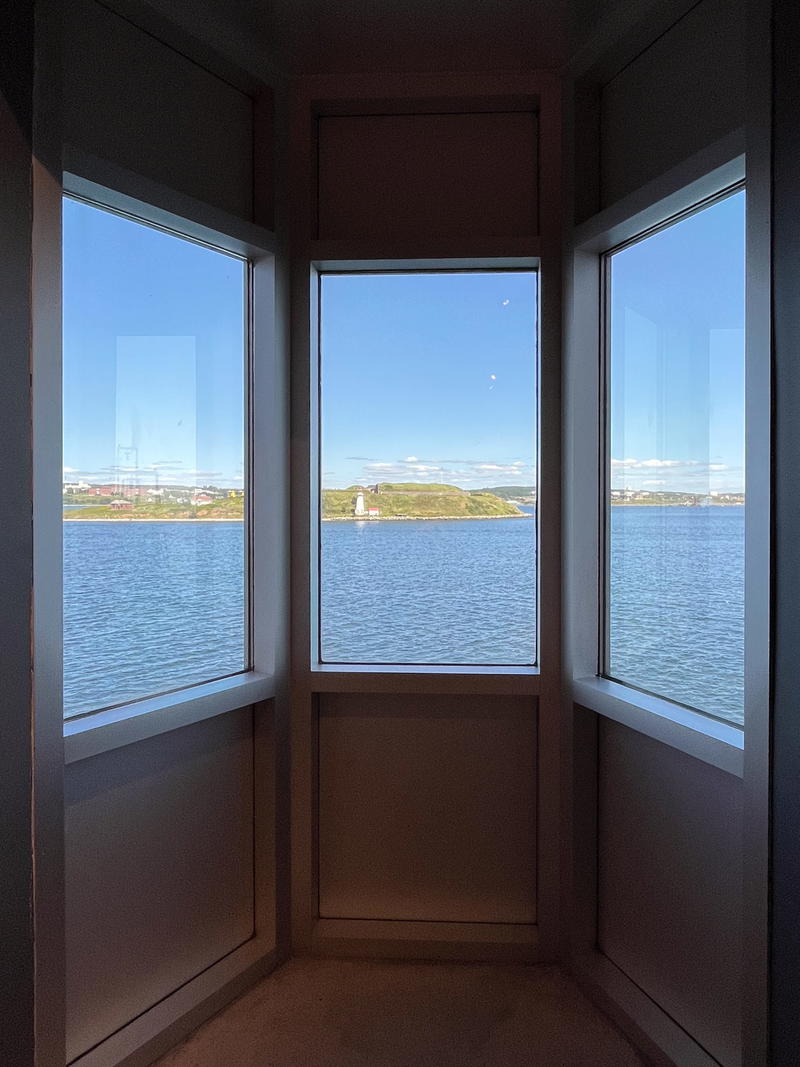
[5,2,779,1067]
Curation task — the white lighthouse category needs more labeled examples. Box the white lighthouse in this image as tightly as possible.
[354,491,366,516]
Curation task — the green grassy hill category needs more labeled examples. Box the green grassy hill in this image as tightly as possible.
[64,497,244,520]
[481,485,536,501]
[322,483,523,519]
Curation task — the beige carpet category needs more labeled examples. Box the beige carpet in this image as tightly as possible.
[156,958,645,1066]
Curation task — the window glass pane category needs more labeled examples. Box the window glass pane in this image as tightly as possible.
[63,197,248,718]
[606,190,745,724]
[319,271,537,665]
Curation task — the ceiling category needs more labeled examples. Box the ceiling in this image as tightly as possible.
[141,0,655,78]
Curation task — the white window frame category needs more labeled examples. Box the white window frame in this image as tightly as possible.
[564,133,769,779]
[55,152,279,762]
[600,182,746,725]
[300,254,545,691]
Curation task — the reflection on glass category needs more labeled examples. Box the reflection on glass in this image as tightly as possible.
[606,190,745,724]
[319,271,538,665]
[62,197,248,717]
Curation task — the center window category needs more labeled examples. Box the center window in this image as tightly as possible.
[318,270,538,666]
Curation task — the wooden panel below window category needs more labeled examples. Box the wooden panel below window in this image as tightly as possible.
[598,719,742,1067]
[65,710,255,1062]
[319,691,537,924]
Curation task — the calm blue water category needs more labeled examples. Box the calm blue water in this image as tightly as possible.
[609,506,744,723]
[63,522,246,717]
[64,507,745,724]
[320,515,537,665]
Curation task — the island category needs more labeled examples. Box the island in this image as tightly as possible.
[321,483,526,520]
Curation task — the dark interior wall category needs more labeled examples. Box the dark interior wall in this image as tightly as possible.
[0,5,35,1063]
[599,0,745,207]
[64,0,255,220]
[316,110,539,240]
[770,0,800,1060]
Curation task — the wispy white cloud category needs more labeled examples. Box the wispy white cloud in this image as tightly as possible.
[612,457,689,469]
[330,454,536,490]
[611,456,743,492]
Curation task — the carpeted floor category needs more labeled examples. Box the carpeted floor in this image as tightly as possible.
[156,958,645,1066]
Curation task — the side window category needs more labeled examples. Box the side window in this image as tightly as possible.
[604,189,746,724]
[62,196,250,717]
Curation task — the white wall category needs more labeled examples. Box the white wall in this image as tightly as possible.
[319,693,537,925]
[65,712,255,1061]
[598,722,742,1066]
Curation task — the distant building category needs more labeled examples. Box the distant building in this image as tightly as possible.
[367,507,380,518]
[354,491,366,516]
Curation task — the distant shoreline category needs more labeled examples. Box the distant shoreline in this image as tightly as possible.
[62,516,244,523]
[62,502,745,525]
[610,501,744,508]
[321,513,531,522]
[62,514,529,523]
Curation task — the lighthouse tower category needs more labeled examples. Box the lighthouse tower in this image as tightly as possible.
[354,491,366,516]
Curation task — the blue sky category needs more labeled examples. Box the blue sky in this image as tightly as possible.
[609,189,745,494]
[63,197,245,488]
[64,191,745,495]
[321,271,538,489]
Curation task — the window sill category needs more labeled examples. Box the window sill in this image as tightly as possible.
[63,671,275,764]
[571,676,743,777]
[304,663,540,696]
